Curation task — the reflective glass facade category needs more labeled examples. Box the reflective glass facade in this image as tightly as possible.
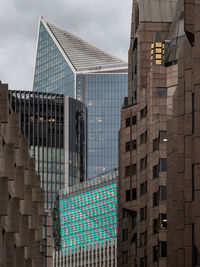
[53,170,117,251]
[33,20,128,179]
[33,22,74,97]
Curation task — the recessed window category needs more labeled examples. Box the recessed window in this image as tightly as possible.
[153,218,158,234]
[159,131,167,143]
[132,139,137,150]
[153,138,159,151]
[122,251,128,264]
[140,131,147,145]
[122,209,128,219]
[125,164,137,176]
[159,186,167,200]
[160,214,167,229]
[153,245,158,262]
[126,140,137,152]
[159,158,167,172]
[126,190,131,201]
[140,106,147,119]
[126,141,131,152]
[140,231,147,247]
[140,256,147,267]
[140,156,147,170]
[156,87,167,97]
[122,228,128,241]
[160,241,167,257]
[153,192,158,206]
[153,165,158,178]
[140,206,147,221]
[140,181,147,196]
[126,118,131,127]
[132,188,137,200]
[132,115,137,125]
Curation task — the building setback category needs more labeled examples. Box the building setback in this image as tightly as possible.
[167,1,200,266]
[0,82,44,266]
[53,169,118,266]
[9,90,87,210]
[117,0,180,266]
[33,17,128,179]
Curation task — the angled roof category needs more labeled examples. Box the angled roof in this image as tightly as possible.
[41,18,127,73]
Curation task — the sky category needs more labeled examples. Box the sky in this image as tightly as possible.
[0,0,132,91]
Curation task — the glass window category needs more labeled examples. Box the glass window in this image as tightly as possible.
[140,206,147,221]
[126,190,131,201]
[132,188,137,200]
[156,87,167,97]
[153,192,158,206]
[159,131,167,143]
[140,231,147,247]
[153,245,158,262]
[126,141,131,152]
[160,241,167,257]
[132,115,137,125]
[159,186,167,200]
[153,219,158,234]
[153,165,158,178]
[140,131,147,144]
[140,106,147,119]
[140,156,147,170]
[160,214,167,229]
[153,138,159,151]
[159,158,167,172]
[132,139,137,150]
[122,251,128,264]
[126,166,131,177]
[123,208,128,219]
[122,228,128,241]
[126,118,131,127]
[140,181,147,196]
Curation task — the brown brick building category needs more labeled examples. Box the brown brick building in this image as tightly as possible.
[167,1,200,266]
[117,0,180,266]
[0,82,45,267]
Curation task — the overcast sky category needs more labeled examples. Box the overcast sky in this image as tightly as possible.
[0,0,132,91]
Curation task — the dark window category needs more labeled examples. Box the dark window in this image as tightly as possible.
[192,224,200,266]
[192,164,194,201]
[140,181,147,196]
[153,219,158,234]
[159,131,167,143]
[126,190,131,201]
[156,87,167,97]
[122,250,128,264]
[126,141,131,152]
[140,257,145,267]
[159,158,167,172]
[132,188,137,200]
[132,164,137,175]
[153,192,158,206]
[132,139,137,150]
[153,138,159,151]
[160,241,167,257]
[140,206,147,221]
[140,231,147,247]
[192,93,194,134]
[140,131,147,144]
[160,214,167,229]
[159,186,167,200]
[140,106,147,119]
[126,166,131,177]
[126,118,131,127]
[140,157,147,170]
[153,165,158,178]
[153,246,158,262]
[125,164,137,177]
[123,209,128,219]
[132,115,137,125]
[122,228,128,241]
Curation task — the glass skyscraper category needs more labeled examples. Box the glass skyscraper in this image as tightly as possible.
[33,17,128,178]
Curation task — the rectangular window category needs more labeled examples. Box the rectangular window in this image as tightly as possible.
[140,257,145,267]
[153,219,158,234]
[122,208,128,219]
[132,115,137,125]
[132,139,137,150]
[126,190,131,201]
[160,241,167,257]
[156,87,167,97]
[159,158,167,172]
[159,131,167,143]
[132,188,137,200]
[122,228,128,241]
[153,138,159,151]
[122,251,128,264]
[159,186,167,200]
[140,181,147,196]
[160,214,167,229]
[192,164,194,201]
[153,165,158,178]
[140,231,147,247]
[140,106,147,119]
[126,141,131,152]
[153,192,158,206]
[140,206,147,221]
[153,246,158,262]
[126,166,131,177]
[126,118,131,127]
[140,157,147,170]
[140,131,147,145]
[125,164,137,177]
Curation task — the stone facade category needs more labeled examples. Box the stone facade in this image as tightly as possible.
[167,1,200,266]
[118,1,178,266]
[0,82,45,267]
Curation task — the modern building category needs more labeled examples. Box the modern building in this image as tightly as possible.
[117,0,183,266]
[33,17,128,178]
[0,82,44,266]
[167,1,200,266]
[9,90,87,210]
[53,169,118,266]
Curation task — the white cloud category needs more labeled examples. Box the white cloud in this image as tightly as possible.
[0,0,132,91]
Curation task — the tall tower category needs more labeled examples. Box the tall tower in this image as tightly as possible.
[117,0,179,266]
[33,18,128,178]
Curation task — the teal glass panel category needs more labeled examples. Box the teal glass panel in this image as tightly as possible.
[33,22,74,97]
[59,183,117,249]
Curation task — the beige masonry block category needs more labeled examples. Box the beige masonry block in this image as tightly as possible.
[1,143,15,179]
